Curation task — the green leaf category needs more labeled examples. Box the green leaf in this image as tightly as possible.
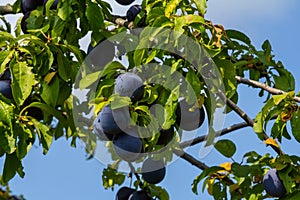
[192,166,224,195]
[58,0,73,21]
[273,93,289,105]
[41,75,60,107]
[86,2,104,31]
[192,0,207,16]
[214,58,237,98]
[0,128,16,155]
[57,48,71,81]
[11,61,35,106]
[186,70,201,98]
[291,110,300,143]
[281,190,300,200]
[21,102,67,124]
[101,61,126,78]
[231,163,249,177]
[31,119,53,154]
[2,152,24,184]
[79,71,101,89]
[110,95,131,110]
[273,68,295,92]
[102,167,125,190]
[226,29,251,45]
[15,122,34,160]
[214,139,236,158]
[148,185,170,200]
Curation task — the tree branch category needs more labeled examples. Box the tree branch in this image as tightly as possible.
[172,148,209,170]
[217,91,254,126]
[173,148,240,193]
[216,90,284,155]
[236,75,300,103]
[0,4,14,15]
[179,121,250,149]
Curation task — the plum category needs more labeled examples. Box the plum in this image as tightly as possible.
[93,114,113,141]
[99,104,124,136]
[0,80,12,99]
[0,68,12,99]
[126,5,142,22]
[114,73,143,97]
[156,127,175,146]
[115,0,135,6]
[130,85,144,103]
[141,158,166,184]
[115,186,135,200]
[128,190,152,200]
[87,40,115,68]
[263,168,286,198]
[113,132,143,162]
[175,100,205,131]
[21,0,44,14]
[21,12,31,34]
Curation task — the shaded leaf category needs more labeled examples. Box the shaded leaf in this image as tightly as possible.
[214,139,236,158]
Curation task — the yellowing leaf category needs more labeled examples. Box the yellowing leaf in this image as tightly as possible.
[165,0,181,18]
[229,184,239,193]
[207,178,215,195]
[220,162,232,171]
[264,138,280,149]
[44,71,57,84]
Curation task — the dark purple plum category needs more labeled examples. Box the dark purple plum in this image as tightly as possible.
[0,80,12,99]
[93,115,113,141]
[115,0,135,6]
[114,73,143,97]
[126,5,142,22]
[0,68,12,99]
[130,85,144,103]
[115,186,135,200]
[99,104,123,136]
[175,100,205,131]
[21,12,31,34]
[87,40,115,68]
[263,168,286,198]
[113,132,143,162]
[141,158,166,184]
[156,127,175,146]
[129,190,152,200]
[21,0,44,14]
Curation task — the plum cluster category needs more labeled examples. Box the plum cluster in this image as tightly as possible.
[20,0,59,33]
[93,71,206,199]
[114,158,165,199]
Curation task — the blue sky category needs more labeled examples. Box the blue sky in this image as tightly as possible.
[1,0,300,199]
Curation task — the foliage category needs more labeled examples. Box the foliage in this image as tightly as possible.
[0,0,299,199]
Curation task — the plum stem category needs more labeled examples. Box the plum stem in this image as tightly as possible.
[128,162,144,189]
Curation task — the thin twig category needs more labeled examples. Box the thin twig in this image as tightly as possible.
[236,75,300,103]
[172,148,209,170]
[179,121,250,149]
[0,4,14,15]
